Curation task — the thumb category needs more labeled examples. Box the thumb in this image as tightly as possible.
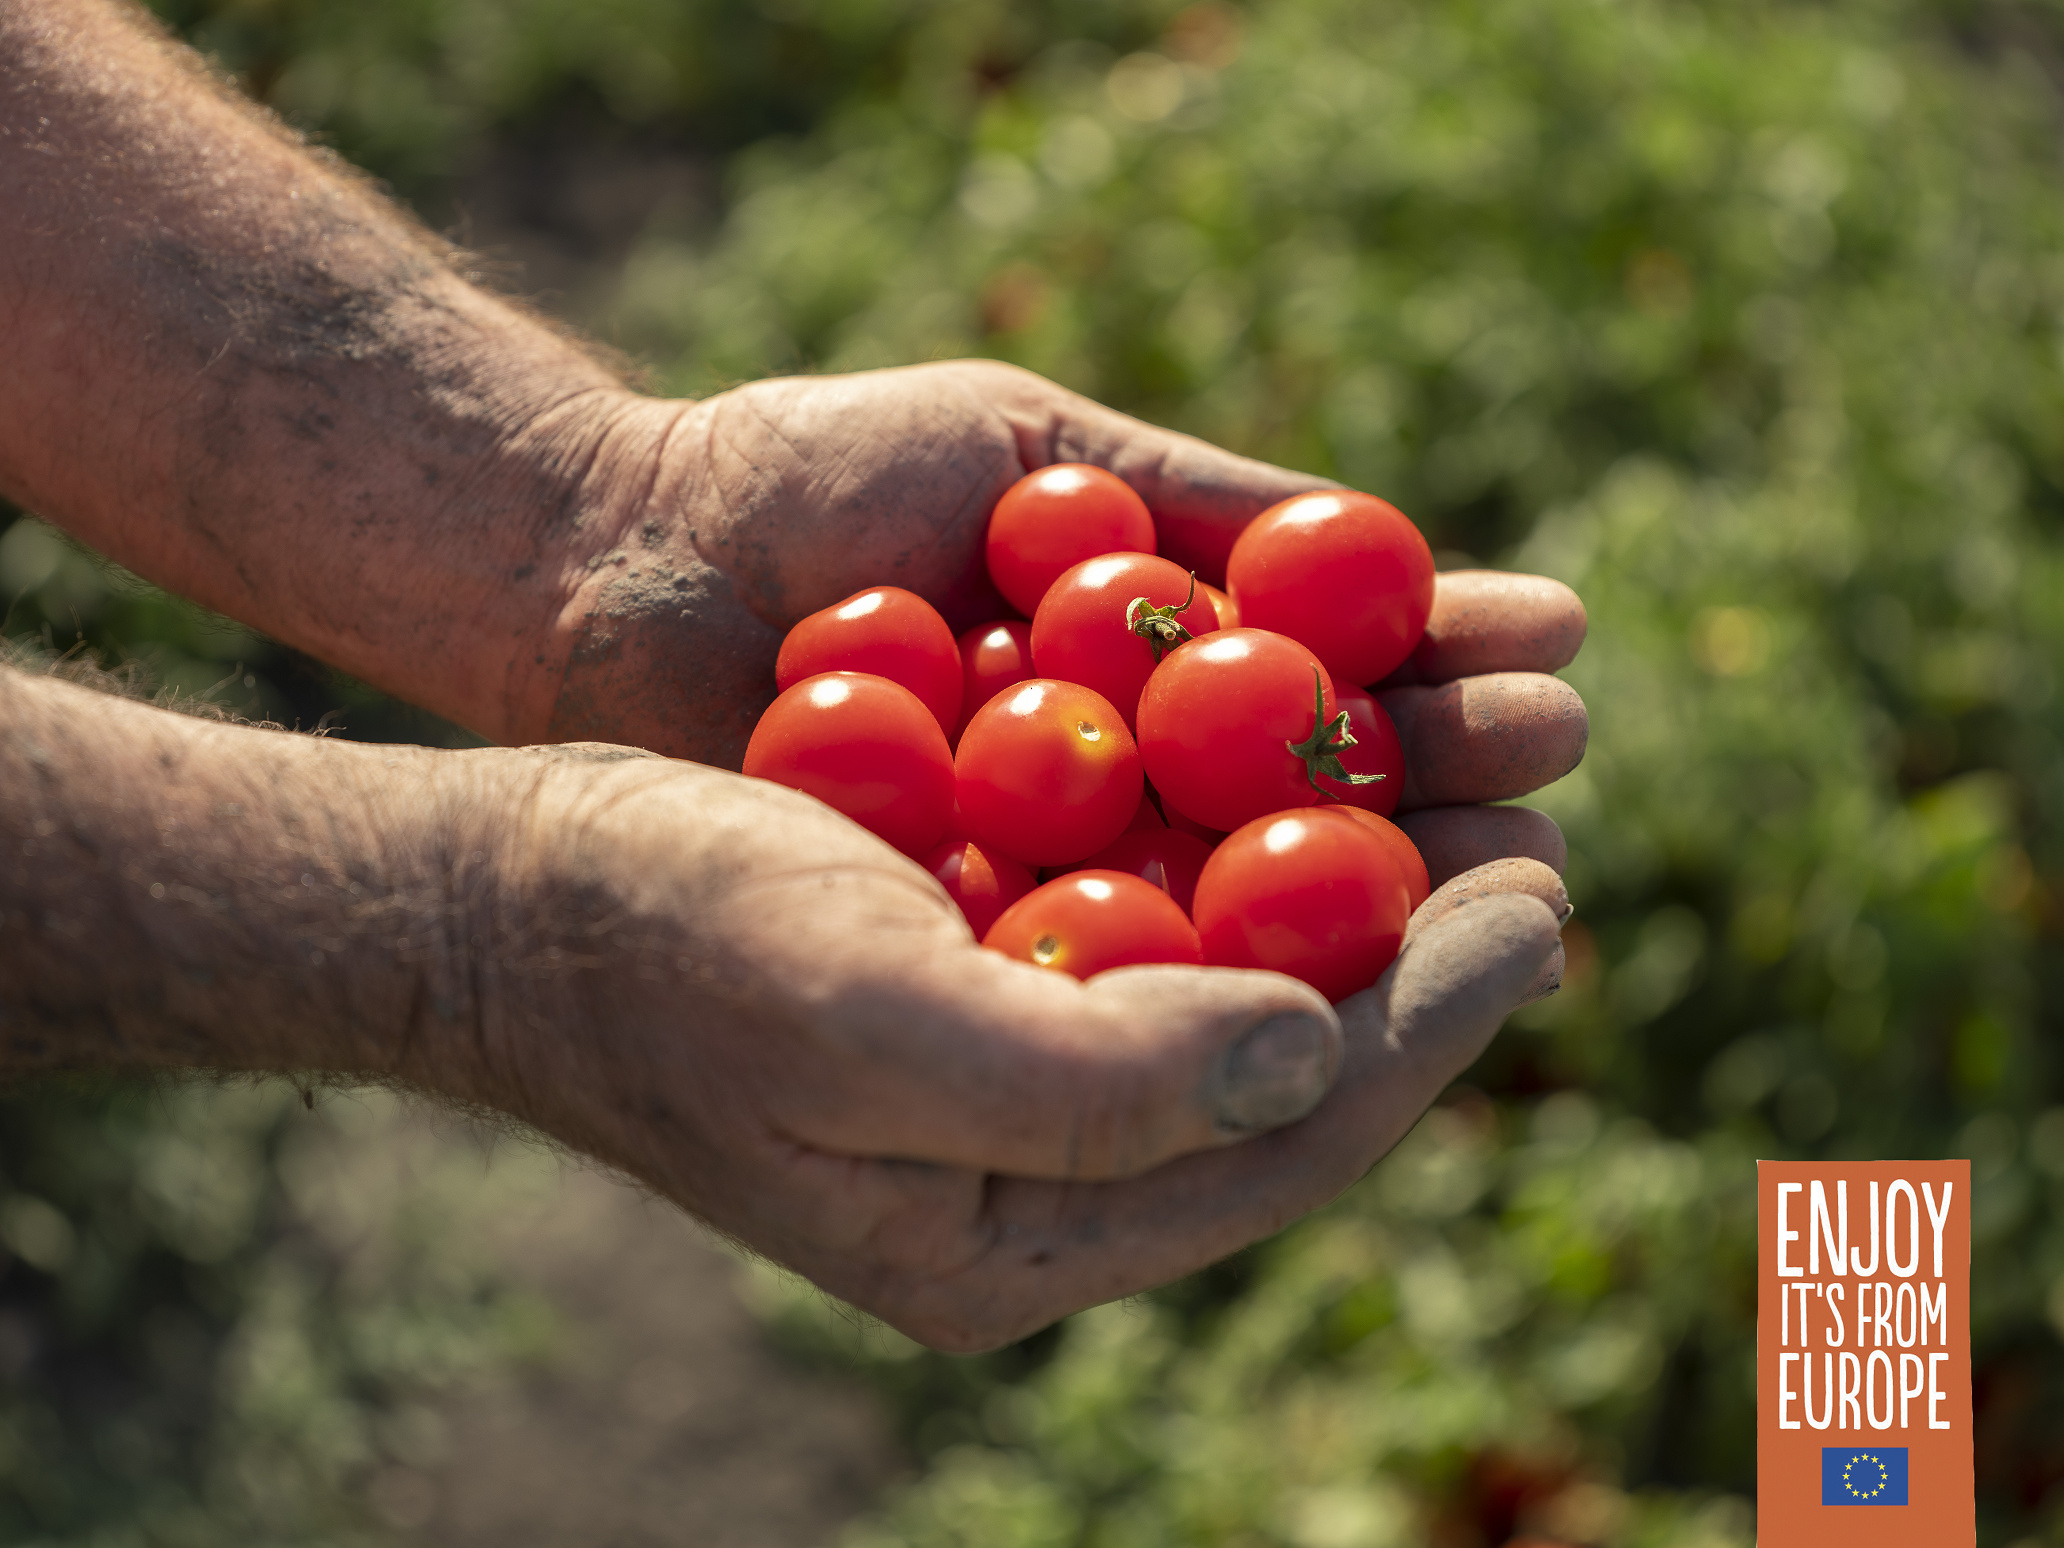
[793,936,1344,1182]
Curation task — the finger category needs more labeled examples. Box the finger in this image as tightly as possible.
[1380,570,1588,686]
[1395,804,1566,888]
[1377,672,1588,808]
[999,370,1337,584]
[765,870,1346,1183]
[1404,857,1570,949]
[854,891,1562,1350]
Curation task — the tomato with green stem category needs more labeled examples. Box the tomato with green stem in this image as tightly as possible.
[1030,552,1217,731]
[1136,628,1383,833]
[1317,678,1405,817]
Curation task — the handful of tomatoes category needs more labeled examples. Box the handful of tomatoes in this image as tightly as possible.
[743,465,1442,1004]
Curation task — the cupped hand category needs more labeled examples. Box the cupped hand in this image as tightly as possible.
[463,739,1566,1353]
[532,361,1586,783]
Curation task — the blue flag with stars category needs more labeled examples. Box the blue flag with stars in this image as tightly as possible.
[1822,1447,1909,1506]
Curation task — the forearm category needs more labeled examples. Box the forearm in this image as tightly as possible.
[0,0,668,743]
[0,663,494,1085]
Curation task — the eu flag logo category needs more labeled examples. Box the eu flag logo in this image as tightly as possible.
[1822,1447,1909,1506]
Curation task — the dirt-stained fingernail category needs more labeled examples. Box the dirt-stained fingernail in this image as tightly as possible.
[1213,1012,1332,1134]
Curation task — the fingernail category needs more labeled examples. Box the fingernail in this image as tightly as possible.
[1558,900,1575,925]
[1214,1012,1332,1134]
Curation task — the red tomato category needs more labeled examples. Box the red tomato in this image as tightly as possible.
[957,680,1142,866]
[1319,679,1405,817]
[1055,828,1215,915]
[743,672,954,856]
[1136,628,1354,833]
[986,464,1156,618]
[1192,807,1412,1001]
[776,587,962,734]
[1030,552,1218,732]
[1127,786,1226,846]
[983,870,1203,979]
[952,619,1036,743]
[1333,808,1431,912]
[1227,491,1435,685]
[921,837,1038,937]
[1202,581,1240,630]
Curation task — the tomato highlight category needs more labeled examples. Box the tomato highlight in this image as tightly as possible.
[955,679,1143,867]
[1192,806,1412,1002]
[983,870,1204,979]
[775,586,962,734]
[743,672,955,857]
[985,464,1156,617]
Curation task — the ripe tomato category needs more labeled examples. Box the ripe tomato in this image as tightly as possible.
[921,837,1038,937]
[743,672,954,856]
[1333,808,1431,912]
[1192,807,1412,1002]
[951,620,1035,743]
[775,586,962,734]
[986,464,1156,618]
[1137,628,1373,833]
[1126,786,1225,845]
[1227,491,1435,685]
[1319,678,1405,816]
[1055,827,1215,915]
[1030,552,1218,732]
[956,680,1142,866]
[983,870,1203,979]
[1202,581,1240,629]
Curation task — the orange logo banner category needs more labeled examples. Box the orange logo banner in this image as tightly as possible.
[1757,1160,1973,1545]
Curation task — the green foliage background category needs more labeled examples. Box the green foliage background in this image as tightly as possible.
[5,0,2064,1543]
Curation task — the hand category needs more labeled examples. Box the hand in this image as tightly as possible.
[528,361,1588,793]
[445,743,1572,1353]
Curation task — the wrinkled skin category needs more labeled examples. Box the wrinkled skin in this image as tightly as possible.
[0,0,1594,1351]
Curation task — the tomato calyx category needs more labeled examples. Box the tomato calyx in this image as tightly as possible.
[1285,668,1387,797]
[1124,572,1201,664]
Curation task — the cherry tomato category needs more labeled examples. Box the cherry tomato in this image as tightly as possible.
[1030,552,1218,732]
[1136,628,1348,833]
[1202,581,1240,630]
[956,680,1142,866]
[1124,787,1223,845]
[1055,828,1215,915]
[1333,808,1431,912]
[1192,807,1411,1002]
[775,586,962,734]
[1318,679,1405,817]
[921,837,1038,937]
[743,673,955,856]
[1227,491,1435,685]
[986,464,1156,618]
[952,620,1035,743]
[983,870,1203,979]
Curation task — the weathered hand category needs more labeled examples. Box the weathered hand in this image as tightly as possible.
[532,362,1588,789]
[0,657,1570,1352]
[468,745,1567,1351]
